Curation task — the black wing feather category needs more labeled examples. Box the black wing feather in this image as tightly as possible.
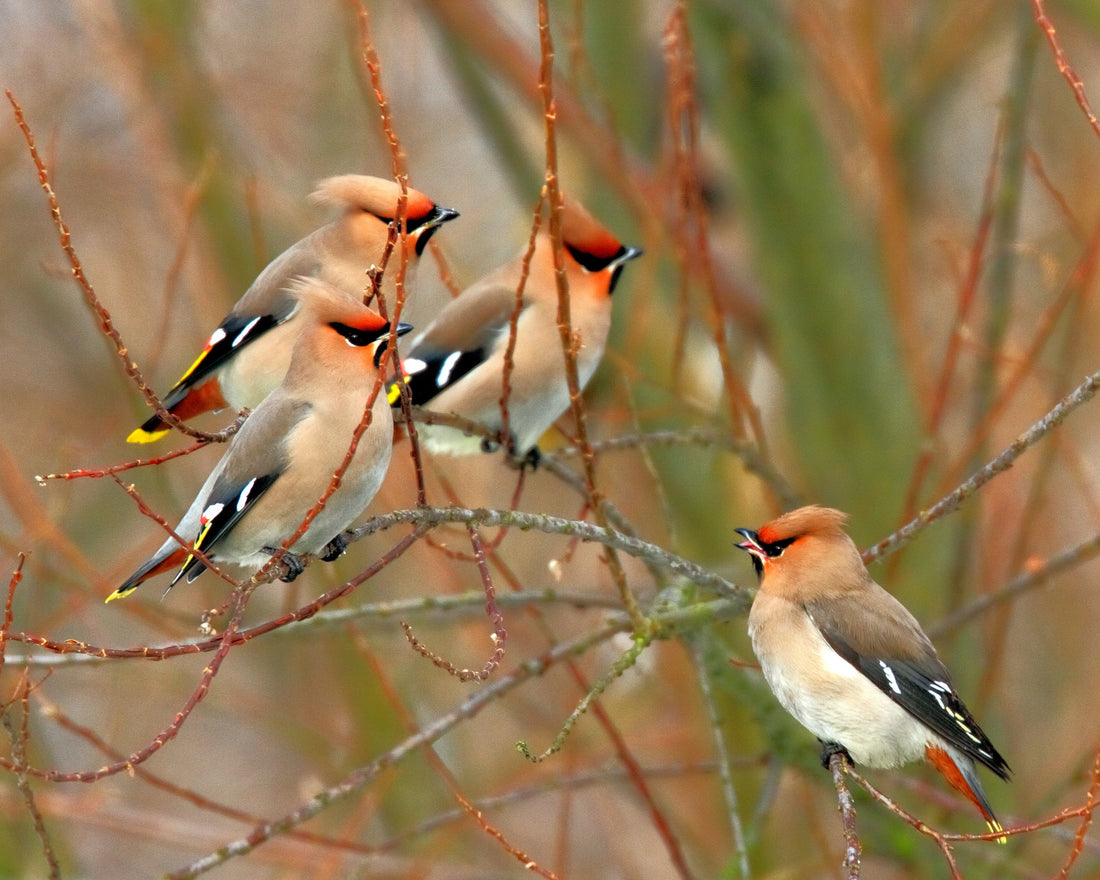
[816,622,1010,780]
[175,472,279,583]
[399,348,487,406]
[161,312,283,410]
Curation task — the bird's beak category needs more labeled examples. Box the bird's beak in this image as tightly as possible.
[608,245,643,294]
[414,206,460,254]
[734,528,763,554]
[375,323,414,367]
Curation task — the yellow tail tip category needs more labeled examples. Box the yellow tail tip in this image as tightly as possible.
[987,820,1008,845]
[105,587,134,603]
[126,426,169,444]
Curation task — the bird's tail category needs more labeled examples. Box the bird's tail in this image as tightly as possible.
[106,547,189,602]
[127,377,228,444]
[925,744,1007,844]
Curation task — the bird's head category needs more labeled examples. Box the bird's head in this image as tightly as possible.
[312,174,458,257]
[287,278,412,377]
[735,506,862,596]
[557,197,642,296]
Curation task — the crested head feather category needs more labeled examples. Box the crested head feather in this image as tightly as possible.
[285,277,387,333]
[757,505,850,545]
[310,174,435,222]
[558,196,624,260]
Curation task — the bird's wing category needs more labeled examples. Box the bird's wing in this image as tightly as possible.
[397,275,525,405]
[174,471,279,583]
[174,397,309,583]
[159,292,299,410]
[805,592,1010,779]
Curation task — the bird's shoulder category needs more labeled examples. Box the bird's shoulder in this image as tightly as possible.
[805,587,942,672]
[412,271,529,358]
[210,394,310,492]
[233,240,322,318]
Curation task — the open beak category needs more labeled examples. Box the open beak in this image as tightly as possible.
[734,528,763,554]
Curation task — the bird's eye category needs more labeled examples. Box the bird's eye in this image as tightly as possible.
[566,243,627,273]
[761,537,796,558]
[329,321,379,348]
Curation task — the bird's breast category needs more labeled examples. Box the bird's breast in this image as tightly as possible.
[749,594,930,768]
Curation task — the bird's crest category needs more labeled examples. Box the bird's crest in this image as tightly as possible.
[310,174,435,224]
[757,505,850,545]
[558,197,624,261]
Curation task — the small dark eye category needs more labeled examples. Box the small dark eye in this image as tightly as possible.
[762,537,796,557]
[566,243,626,273]
[329,321,377,347]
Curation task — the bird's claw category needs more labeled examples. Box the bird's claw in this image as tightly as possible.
[819,739,853,770]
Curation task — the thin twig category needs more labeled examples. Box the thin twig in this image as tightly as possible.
[165,619,627,879]
[351,505,748,600]
[864,366,1100,564]
[929,531,1100,638]
[1032,0,1100,142]
[6,89,240,445]
[830,754,861,880]
[3,676,61,879]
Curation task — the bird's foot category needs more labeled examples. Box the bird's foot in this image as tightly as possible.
[320,533,348,563]
[819,740,853,770]
[263,548,306,583]
[504,439,540,471]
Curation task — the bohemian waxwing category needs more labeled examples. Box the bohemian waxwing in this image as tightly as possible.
[108,279,409,600]
[390,196,640,463]
[127,174,456,443]
[735,506,1011,841]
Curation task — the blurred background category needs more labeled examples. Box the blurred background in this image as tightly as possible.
[2,0,1100,877]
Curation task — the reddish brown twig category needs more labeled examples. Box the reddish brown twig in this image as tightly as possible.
[401,525,506,682]
[0,553,25,674]
[1032,0,1100,143]
[6,90,239,446]
[9,526,427,664]
[112,474,240,593]
[1056,742,1100,878]
[894,116,1003,557]
[457,792,562,879]
[23,695,377,858]
[536,0,645,635]
[3,671,61,879]
[662,4,763,449]
[499,195,544,451]
[36,437,218,482]
[11,585,254,783]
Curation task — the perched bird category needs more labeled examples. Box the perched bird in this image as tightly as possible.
[128,174,457,443]
[390,197,641,463]
[734,506,1010,841]
[108,279,409,601]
